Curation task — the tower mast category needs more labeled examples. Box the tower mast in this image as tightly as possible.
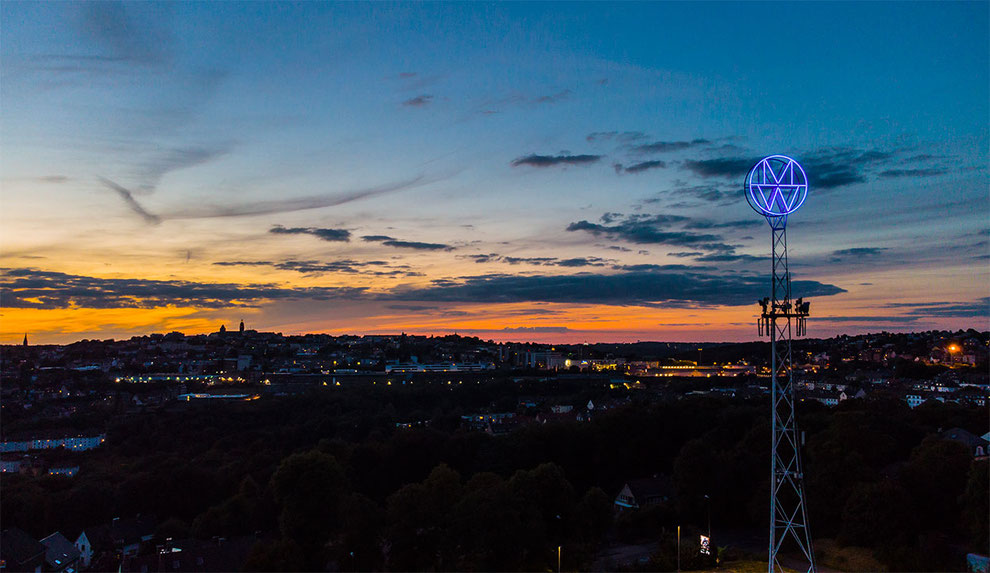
[747,156,815,573]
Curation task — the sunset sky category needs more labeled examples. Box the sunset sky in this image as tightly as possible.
[1,2,988,345]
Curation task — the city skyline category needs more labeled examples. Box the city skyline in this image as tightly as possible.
[2,2,988,345]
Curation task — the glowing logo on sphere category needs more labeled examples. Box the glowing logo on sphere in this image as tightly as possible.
[745,155,808,217]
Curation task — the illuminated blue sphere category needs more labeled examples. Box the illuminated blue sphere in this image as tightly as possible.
[745,155,808,218]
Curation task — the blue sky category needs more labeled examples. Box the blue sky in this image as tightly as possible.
[1,1,987,343]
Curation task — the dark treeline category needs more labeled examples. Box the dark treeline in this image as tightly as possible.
[2,379,987,571]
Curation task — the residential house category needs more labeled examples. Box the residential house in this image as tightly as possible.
[614,476,673,511]
[0,528,46,573]
[121,536,256,573]
[39,532,80,572]
[939,428,990,458]
[110,515,157,557]
[74,526,112,568]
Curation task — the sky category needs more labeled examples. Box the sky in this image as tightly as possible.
[1,1,988,345]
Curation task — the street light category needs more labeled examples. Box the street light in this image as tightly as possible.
[704,494,711,539]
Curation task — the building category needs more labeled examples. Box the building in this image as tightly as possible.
[74,526,113,569]
[939,428,990,458]
[39,532,80,572]
[0,528,46,573]
[614,476,673,511]
[0,434,105,453]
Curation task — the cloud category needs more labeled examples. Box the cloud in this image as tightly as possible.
[391,271,845,307]
[81,1,169,65]
[37,176,71,183]
[632,139,710,154]
[3,265,847,312]
[98,176,162,224]
[403,94,434,107]
[385,304,438,311]
[463,254,613,267]
[882,298,990,318]
[818,315,921,323]
[612,264,708,272]
[534,90,571,104]
[214,259,419,277]
[678,147,905,190]
[831,247,888,258]
[102,175,439,223]
[878,168,948,178]
[269,225,351,242]
[682,157,760,178]
[615,160,666,174]
[20,3,173,78]
[1,268,366,310]
[511,154,602,168]
[555,257,612,267]
[501,326,572,333]
[657,182,736,205]
[692,253,764,263]
[586,131,647,144]
[135,145,230,192]
[566,217,737,252]
[361,235,453,251]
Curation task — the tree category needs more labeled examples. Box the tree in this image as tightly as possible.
[386,464,462,570]
[450,472,526,571]
[270,450,348,551]
[900,437,971,531]
[961,459,989,551]
[838,480,918,548]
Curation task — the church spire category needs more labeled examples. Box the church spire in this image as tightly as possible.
[22,333,28,346]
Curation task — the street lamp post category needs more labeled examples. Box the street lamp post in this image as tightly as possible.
[705,494,711,539]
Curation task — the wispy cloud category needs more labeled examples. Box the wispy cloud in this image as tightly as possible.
[818,315,920,323]
[501,326,571,333]
[391,270,845,307]
[632,139,710,154]
[586,131,647,144]
[464,254,614,267]
[101,175,440,223]
[361,235,453,251]
[511,154,602,168]
[214,259,420,277]
[614,160,666,174]
[403,94,434,107]
[566,215,737,253]
[1,268,367,309]
[534,90,570,104]
[679,146,917,190]
[681,157,759,179]
[831,247,888,258]
[97,176,162,224]
[269,225,351,242]
[134,145,230,192]
[879,168,948,178]
[80,1,170,66]
[882,298,990,318]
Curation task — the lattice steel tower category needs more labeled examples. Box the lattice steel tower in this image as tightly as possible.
[746,156,815,573]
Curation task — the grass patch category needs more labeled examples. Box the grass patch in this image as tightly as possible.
[815,538,886,572]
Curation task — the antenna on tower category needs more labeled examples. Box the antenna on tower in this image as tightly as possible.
[746,155,816,573]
